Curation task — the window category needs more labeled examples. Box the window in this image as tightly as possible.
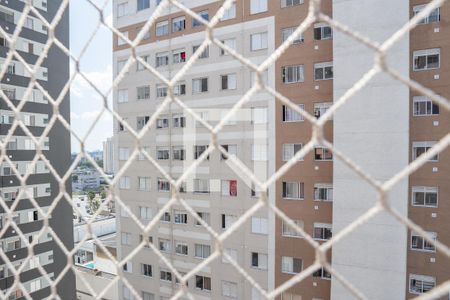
[413,96,439,116]
[118,31,128,46]
[412,186,438,207]
[251,217,268,235]
[313,223,332,240]
[123,286,132,300]
[117,60,126,75]
[173,49,186,64]
[252,288,263,300]
[137,0,150,11]
[123,261,132,273]
[141,263,152,277]
[196,275,211,291]
[160,270,172,282]
[195,212,210,226]
[282,104,304,122]
[412,141,438,161]
[221,214,236,229]
[121,232,131,245]
[175,241,188,255]
[314,184,333,201]
[156,85,168,98]
[222,281,238,298]
[314,62,333,80]
[138,146,151,160]
[156,52,169,67]
[193,10,209,27]
[282,220,304,238]
[313,267,331,280]
[221,180,238,197]
[142,292,154,300]
[137,85,150,100]
[282,182,304,199]
[172,16,186,32]
[411,231,436,252]
[174,210,188,224]
[282,143,303,161]
[281,27,304,44]
[192,45,209,59]
[281,0,303,8]
[251,32,268,51]
[413,5,440,24]
[137,116,150,130]
[118,89,128,103]
[159,238,171,252]
[156,20,169,36]
[194,179,210,194]
[195,244,211,259]
[250,0,268,14]
[251,107,268,124]
[119,177,131,189]
[221,144,237,160]
[282,65,304,83]
[136,26,150,40]
[136,55,149,71]
[220,38,236,56]
[160,212,171,223]
[117,2,128,17]
[25,17,34,30]
[193,77,208,93]
[174,82,186,95]
[221,74,237,90]
[314,23,332,40]
[220,3,236,20]
[409,274,435,294]
[222,248,238,264]
[194,145,209,160]
[156,147,169,160]
[119,147,130,161]
[252,144,268,161]
[314,147,333,161]
[172,114,186,128]
[139,235,152,247]
[155,117,169,129]
[175,272,187,286]
[138,177,151,192]
[314,102,332,119]
[138,206,152,221]
[157,178,170,192]
[413,48,440,71]
[281,256,302,274]
[172,146,185,160]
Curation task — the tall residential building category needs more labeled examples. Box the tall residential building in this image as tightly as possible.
[103,137,116,174]
[113,1,449,300]
[0,1,75,299]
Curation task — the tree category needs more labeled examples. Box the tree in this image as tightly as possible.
[87,190,95,201]
[88,197,101,214]
[100,190,106,199]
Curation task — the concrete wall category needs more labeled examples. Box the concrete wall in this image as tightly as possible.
[331,0,410,299]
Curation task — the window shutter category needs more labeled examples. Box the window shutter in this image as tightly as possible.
[314,27,321,40]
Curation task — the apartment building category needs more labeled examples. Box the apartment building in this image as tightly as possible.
[0,1,75,299]
[104,137,116,174]
[113,1,449,300]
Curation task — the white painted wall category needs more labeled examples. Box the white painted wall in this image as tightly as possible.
[331,0,410,299]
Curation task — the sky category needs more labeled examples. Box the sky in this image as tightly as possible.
[69,0,113,153]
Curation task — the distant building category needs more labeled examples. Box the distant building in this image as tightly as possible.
[74,225,118,300]
[89,150,103,162]
[103,137,115,174]
[72,169,101,192]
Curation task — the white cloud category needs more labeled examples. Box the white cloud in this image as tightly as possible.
[71,64,113,97]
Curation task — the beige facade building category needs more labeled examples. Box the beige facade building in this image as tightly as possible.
[113,1,449,300]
